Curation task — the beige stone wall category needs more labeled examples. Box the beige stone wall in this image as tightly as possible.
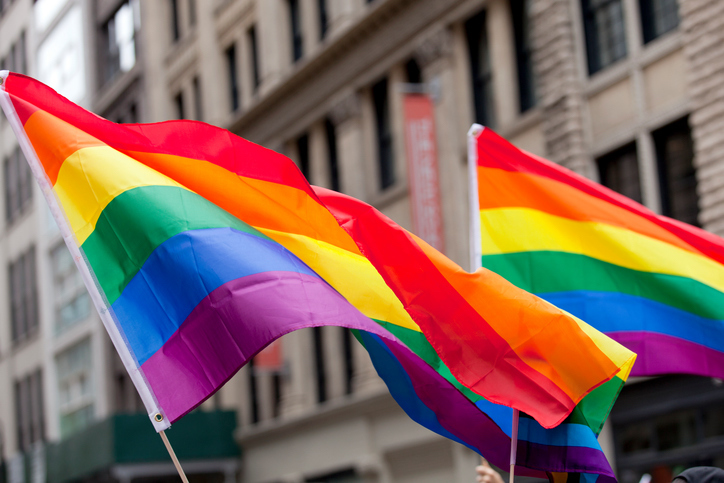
[680,0,724,235]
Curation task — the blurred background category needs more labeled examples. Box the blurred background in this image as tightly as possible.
[0,0,723,482]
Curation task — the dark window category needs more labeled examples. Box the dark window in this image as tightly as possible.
[612,376,724,483]
[226,43,239,112]
[640,0,679,43]
[272,373,282,418]
[325,118,340,192]
[111,351,143,413]
[9,246,39,345]
[4,146,33,224]
[129,103,138,123]
[597,142,642,203]
[248,25,260,91]
[188,0,196,27]
[372,77,395,190]
[510,0,536,112]
[296,133,310,180]
[15,370,45,453]
[14,31,26,74]
[248,358,259,424]
[289,0,303,62]
[318,0,328,40]
[174,91,184,119]
[405,58,422,84]
[101,2,137,85]
[192,76,202,121]
[305,468,359,483]
[342,328,354,395]
[582,0,627,74]
[170,0,180,41]
[313,327,327,403]
[465,10,496,127]
[2,31,26,75]
[653,117,699,226]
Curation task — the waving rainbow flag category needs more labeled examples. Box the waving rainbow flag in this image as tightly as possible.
[472,124,724,379]
[1,73,634,481]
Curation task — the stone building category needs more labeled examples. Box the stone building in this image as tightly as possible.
[1,0,724,482]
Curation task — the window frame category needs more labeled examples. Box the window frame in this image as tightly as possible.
[581,0,628,75]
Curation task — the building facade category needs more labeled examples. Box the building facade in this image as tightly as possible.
[1,0,724,482]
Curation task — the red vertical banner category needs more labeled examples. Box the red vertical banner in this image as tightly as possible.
[253,339,284,373]
[402,93,445,252]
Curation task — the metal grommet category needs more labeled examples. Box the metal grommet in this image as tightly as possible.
[0,77,4,86]
[154,413,164,422]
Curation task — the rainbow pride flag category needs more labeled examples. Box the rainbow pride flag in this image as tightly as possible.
[0,73,634,481]
[472,124,724,379]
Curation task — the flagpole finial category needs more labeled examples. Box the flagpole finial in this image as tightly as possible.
[468,123,484,137]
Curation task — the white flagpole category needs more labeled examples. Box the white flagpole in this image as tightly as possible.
[467,124,484,272]
[468,124,520,483]
[509,409,520,483]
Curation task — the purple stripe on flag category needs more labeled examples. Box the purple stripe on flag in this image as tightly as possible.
[380,338,616,478]
[608,331,724,378]
[140,270,392,422]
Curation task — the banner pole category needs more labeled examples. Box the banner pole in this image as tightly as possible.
[509,409,520,483]
[160,431,190,483]
[467,124,484,272]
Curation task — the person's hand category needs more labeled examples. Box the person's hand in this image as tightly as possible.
[476,458,505,483]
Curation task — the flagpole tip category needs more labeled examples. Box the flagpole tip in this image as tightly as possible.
[468,123,484,137]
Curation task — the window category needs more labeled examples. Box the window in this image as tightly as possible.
[192,76,202,121]
[582,0,627,74]
[640,0,679,44]
[325,118,340,192]
[305,469,360,483]
[296,133,310,180]
[318,0,328,40]
[248,358,259,424]
[511,0,536,112]
[15,370,45,453]
[101,1,138,85]
[4,31,27,74]
[226,43,239,112]
[653,117,699,226]
[289,0,303,62]
[2,31,27,75]
[341,328,354,395]
[9,246,39,344]
[4,146,33,224]
[111,351,143,413]
[612,376,724,483]
[313,327,327,403]
[248,25,260,92]
[465,10,496,127]
[372,77,395,190]
[51,244,90,335]
[56,340,94,438]
[405,58,422,84]
[174,91,185,119]
[108,100,138,124]
[597,142,643,203]
[170,0,180,42]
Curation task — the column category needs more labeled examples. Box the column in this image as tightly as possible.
[529,0,593,178]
